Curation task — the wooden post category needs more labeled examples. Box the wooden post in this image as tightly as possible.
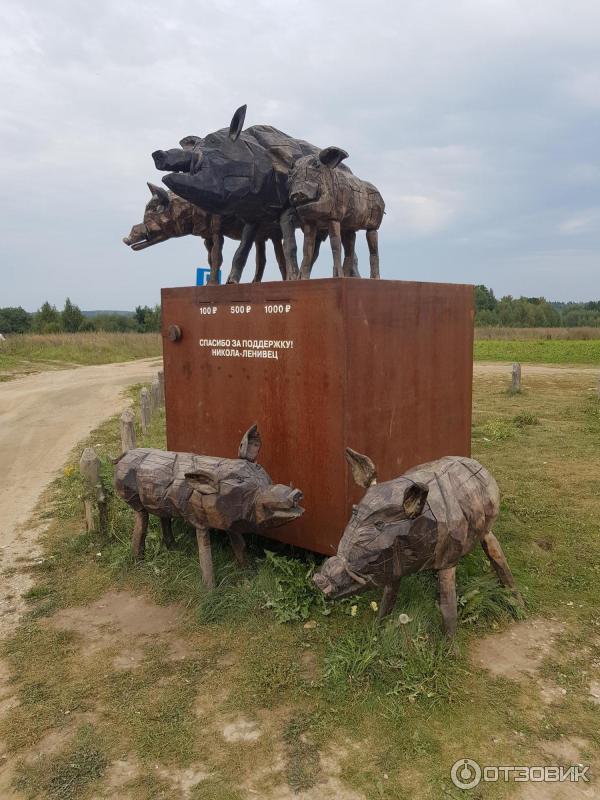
[158,370,165,406]
[79,447,106,534]
[120,408,136,451]
[151,378,161,415]
[196,527,215,589]
[140,387,151,435]
[511,363,521,393]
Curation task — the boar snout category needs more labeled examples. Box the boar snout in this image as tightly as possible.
[314,555,371,599]
[254,485,304,527]
[152,149,168,169]
[313,572,334,596]
[123,223,147,248]
[290,181,319,206]
[152,148,194,173]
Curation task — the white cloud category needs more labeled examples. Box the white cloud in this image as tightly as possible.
[558,208,600,235]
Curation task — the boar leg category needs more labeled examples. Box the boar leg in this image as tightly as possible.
[342,229,360,277]
[280,208,299,280]
[378,580,400,621]
[329,220,343,278]
[203,237,213,270]
[271,237,288,280]
[253,239,267,282]
[228,531,247,568]
[300,222,317,279]
[438,567,457,637]
[227,223,257,284]
[481,531,519,595]
[131,509,149,561]
[208,215,223,285]
[366,229,380,279]
[311,231,326,266]
[195,526,215,589]
[160,517,175,550]
[209,235,224,284]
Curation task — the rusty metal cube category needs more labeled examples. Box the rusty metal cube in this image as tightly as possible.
[161,278,474,554]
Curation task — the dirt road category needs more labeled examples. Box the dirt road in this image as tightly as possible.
[0,357,162,634]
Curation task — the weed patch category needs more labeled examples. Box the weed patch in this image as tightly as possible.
[512,411,540,427]
[478,418,514,440]
[261,551,330,623]
[283,712,321,791]
[15,724,107,800]
[457,574,526,626]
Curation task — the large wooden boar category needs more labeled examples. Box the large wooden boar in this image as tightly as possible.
[114,426,303,587]
[313,450,519,636]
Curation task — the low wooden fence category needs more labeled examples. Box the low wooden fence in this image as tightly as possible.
[79,369,164,533]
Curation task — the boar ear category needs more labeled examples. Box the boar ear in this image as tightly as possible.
[319,146,349,168]
[239,423,261,462]
[345,447,377,489]
[179,135,202,150]
[229,104,247,142]
[402,482,429,518]
[147,182,170,208]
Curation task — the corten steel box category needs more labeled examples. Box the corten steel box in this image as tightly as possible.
[161,278,474,555]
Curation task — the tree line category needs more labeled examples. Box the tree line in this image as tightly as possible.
[3,290,600,334]
[475,286,600,327]
[0,300,161,334]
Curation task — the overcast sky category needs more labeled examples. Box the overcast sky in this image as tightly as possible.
[1,0,599,311]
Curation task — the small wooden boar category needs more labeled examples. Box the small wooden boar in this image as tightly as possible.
[313,449,519,636]
[122,183,289,284]
[114,425,303,587]
[289,148,385,280]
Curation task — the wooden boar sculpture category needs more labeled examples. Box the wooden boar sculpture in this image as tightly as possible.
[313,450,519,636]
[114,425,304,588]
[123,183,289,284]
[289,148,385,280]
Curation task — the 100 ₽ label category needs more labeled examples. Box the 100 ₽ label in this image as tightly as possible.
[197,302,294,360]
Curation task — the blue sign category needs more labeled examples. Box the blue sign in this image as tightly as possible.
[196,267,221,286]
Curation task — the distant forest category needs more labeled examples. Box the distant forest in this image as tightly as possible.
[2,289,600,334]
[0,300,160,334]
[475,286,600,327]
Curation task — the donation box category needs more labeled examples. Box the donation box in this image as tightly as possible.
[161,278,474,555]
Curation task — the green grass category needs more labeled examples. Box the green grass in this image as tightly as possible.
[3,371,600,798]
[0,332,161,378]
[15,724,107,800]
[474,326,600,340]
[474,338,600,364]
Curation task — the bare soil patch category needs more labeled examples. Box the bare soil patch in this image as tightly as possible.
[472,618,565,679]
[46,590,191,668]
